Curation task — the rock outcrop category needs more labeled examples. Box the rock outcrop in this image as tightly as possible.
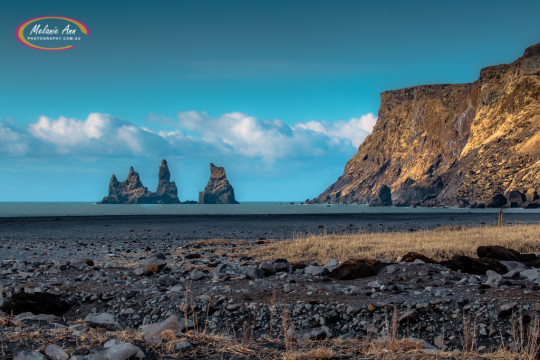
[98,160,180,204]
[154,160,180,204]
[312,43,540,207]
[198,163,239,204]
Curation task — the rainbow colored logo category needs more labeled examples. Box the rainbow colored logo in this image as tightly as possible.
[15,16,90,51]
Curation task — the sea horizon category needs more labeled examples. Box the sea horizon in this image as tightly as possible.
[1,201,539,218]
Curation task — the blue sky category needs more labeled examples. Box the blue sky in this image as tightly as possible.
[1,0,539,202]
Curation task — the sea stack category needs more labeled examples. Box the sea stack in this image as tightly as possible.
[154,159,180,204]
[98,159,180,204]
[198,163,239,204]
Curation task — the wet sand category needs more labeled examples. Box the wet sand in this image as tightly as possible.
[1,212,539,245]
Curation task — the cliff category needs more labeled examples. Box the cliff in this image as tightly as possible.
[198,163,239,204]
[313,43,540,207]
[98,159,180,204]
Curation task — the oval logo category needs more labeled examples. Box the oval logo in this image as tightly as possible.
[15,16,90,51]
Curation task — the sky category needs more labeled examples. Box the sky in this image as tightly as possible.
[1,0,539,202]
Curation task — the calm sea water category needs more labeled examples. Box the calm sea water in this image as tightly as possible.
[0,202,538,217]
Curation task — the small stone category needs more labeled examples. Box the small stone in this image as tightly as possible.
[175,341,193,351]
[85,312,121,330]
[14,351,47,360]
[45,344,69,360]
[485,270,502,287]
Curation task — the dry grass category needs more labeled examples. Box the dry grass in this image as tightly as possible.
[283,346,336,360]
[247,224,540,263]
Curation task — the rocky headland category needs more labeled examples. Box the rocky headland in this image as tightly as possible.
[98,160,180,204]
[198,163,239,204]
[313,43,540,208]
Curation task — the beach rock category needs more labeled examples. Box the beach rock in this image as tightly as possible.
[13,351,46,360]
[288,326,332,342]
[45,344,69,360]
[520,268,540,282]
[98,159,180,204]
[141,315,181,340]
[273,259,291,273]
[1,293,70,316]
[304,265,329,277]
[92,340,145,360]
[440,255,506,275]
[70,259,90,270]
[139,254,167,275]
[259,262,275,276]
[500,261,526,273]
[328,258,381,280]
[499,302,517,319]
[477,246,520,261]
[400,252,437,264]
[175,341,193,351]
[198,163,239,204]
[85,312,121,330]
[323,259,340,272]
[246,266,264,279]
[485,270,503,287]
[190,270,205,281]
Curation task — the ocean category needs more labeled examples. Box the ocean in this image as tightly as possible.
[0,202,538,217]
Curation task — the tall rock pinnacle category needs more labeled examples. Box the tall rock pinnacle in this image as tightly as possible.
[198,163,239,204]
[154,159,180,204]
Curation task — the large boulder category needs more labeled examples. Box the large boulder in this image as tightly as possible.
[477,246,520,261]
[328,258,381,280]
[440,255,507,275]
[198,163,239,204]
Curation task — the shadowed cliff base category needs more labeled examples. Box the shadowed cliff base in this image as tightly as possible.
[312,43,540,208]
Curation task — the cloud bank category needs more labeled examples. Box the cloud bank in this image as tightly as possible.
[1,111,377,160]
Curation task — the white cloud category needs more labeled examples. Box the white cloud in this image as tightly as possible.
[0,121,30,155]
[295,113,377,148]
[2,111,377,160]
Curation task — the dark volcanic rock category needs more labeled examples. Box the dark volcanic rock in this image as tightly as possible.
[505,190,526,208]
[198,163,239,204]
[154,159,180,204]
[98,159,180,204]
[1,293,70,316]
[477,246,521,261]
[328,258,381,280]
[400,252,437,264]
[312,43,540,207]
[440,255,507,275]
[486,194,508,208]
[368,185,392,206]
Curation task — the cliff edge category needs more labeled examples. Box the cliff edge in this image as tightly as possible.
[312,43,540,208]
